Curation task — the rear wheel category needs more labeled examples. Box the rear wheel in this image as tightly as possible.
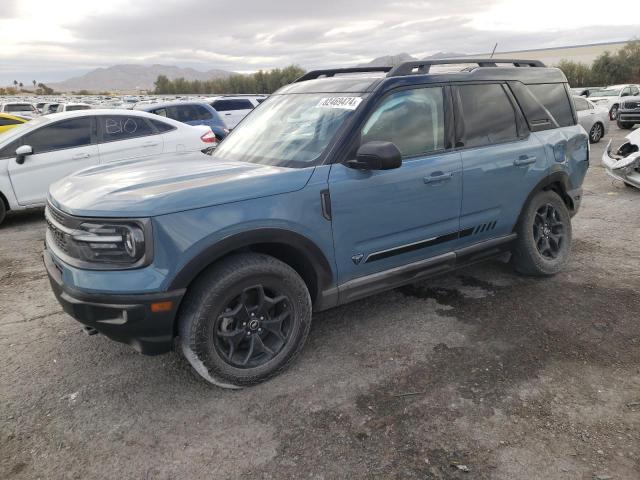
[178,253,312,388]
[589,122,604,143]
[511,190,572,276]
[610,104,619,120]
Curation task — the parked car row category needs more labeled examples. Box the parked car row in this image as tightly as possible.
[572,84,640,120]
[0,94,267,131]
[0,109,216,225]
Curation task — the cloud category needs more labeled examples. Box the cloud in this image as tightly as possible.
[0,0,19,18]
[0,0,638,84]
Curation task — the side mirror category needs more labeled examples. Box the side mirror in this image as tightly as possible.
[15,145,33,165]
[346,141,402,171]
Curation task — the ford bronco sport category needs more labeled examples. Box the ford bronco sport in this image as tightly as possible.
[44,59,589,388]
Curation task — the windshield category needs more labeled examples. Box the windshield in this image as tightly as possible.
[213,93,363,168]
[591,88,621,97]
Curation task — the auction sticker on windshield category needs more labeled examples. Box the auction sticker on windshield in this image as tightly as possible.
[316,97,362,110]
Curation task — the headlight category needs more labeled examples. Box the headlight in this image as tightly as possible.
[72,222,147,264]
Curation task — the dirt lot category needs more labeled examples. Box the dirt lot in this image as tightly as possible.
[1,124,639,480]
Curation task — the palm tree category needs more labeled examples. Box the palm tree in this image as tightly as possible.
[18,82,23,90]
[13,80,18,87]
[32,80,36,88]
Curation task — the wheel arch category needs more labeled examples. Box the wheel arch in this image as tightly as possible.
[167,228,337,311]
[516,172,574,227]
[0,190,9,212]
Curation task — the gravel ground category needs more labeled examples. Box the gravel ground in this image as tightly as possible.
[1,123,639,480]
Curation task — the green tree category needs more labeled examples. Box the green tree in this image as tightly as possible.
[153,65,306,95]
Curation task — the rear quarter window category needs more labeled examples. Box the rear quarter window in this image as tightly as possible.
[149,119,176,133]
[526,83,575,127]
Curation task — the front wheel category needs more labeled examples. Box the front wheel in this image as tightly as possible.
[0,200,5,226]
[511,190,572,276]
[178,253,312,388]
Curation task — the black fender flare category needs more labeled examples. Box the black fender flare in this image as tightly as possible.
[517,171,574,225]
[167,228,336,303]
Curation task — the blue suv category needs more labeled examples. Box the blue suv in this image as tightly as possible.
[44,59,589,388]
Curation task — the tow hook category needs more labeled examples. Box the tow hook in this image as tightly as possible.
[83,326,99,336]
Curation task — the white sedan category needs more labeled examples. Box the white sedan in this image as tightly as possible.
[573,96,609,144]
[0,109,216,225]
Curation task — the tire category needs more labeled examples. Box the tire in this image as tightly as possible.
[511,190,572,276]
[178,253,312,388]
[616,120,632,129]
[610,104,619,120]
[589,122,604,143]
[0,199,6,226]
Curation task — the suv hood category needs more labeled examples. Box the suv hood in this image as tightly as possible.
[48,152,315,217]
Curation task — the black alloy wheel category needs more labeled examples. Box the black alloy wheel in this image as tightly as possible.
[532,203,565,260]
[214,284,292,368]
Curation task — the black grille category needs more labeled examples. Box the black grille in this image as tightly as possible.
[46,217,69,252]
[47,204,72,227]
[624,101,640,110]
[45,203,77,255]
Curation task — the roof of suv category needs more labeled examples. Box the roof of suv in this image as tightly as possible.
[277,59,568,95]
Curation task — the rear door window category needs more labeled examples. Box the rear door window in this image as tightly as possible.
[23,118,93,153]
[456,84,518,148]
[98,116,155,142]
[526,83,575,127]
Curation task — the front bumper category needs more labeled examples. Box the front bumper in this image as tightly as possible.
[618,111,640,124]
[602,140,640,189]
[44,249,185,355]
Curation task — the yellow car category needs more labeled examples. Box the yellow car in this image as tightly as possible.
[0,113,27,134]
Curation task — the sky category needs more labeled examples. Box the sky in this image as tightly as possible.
[1,0,639,85]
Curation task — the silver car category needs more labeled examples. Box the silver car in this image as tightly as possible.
[573,96,609,143]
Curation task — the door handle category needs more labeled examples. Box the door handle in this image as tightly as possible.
[513,155,536,166]
[423,171,454,184]
[142,142,159,147]
[72,153,90,159]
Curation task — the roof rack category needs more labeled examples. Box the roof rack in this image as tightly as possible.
[294,67,392,83]
[387,58,546,77]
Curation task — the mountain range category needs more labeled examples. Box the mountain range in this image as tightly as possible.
[47,52,469,92]
[48,64,233,92]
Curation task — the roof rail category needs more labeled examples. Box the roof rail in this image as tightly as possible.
[387,58,546,77]
[294,67,392,83]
